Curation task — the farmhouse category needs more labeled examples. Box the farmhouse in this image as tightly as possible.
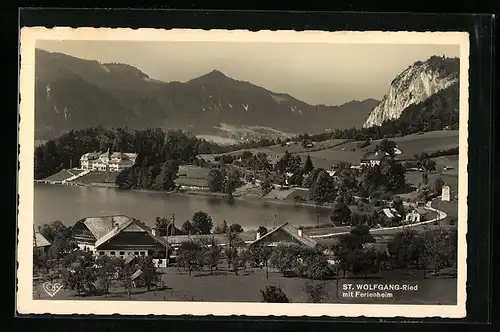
[378,208,402,226]
[405,207,429,223]
[33,232,51,254]
[248,222,318,248]
[72,215,169,266]
[80,149,137,172]
[360,151,389,167]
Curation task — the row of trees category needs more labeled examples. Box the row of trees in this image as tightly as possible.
[207,167,244,198]
[58,251,158,297]
[153,213,246,237]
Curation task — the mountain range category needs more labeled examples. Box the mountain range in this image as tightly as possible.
[34,49,380,141]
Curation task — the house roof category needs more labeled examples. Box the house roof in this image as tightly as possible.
[248,222,318,248]
[414,207,428,215]
[77,215,133,241]
[34,232,51,247]
[94,218,169,249]
[130,269,143,281]
[165,232,256,246]
[361,151,389,161]
[80,152,100,160]
[381,208,401,219]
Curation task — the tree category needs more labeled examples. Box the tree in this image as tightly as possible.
[330,200,352,226]
[417,185,433,202]
[230,223,244,233]
[38,220,72,243]
[117,259,135,298]
[379,158,406,192]
[205,239,222,273]
[191,211,213,235]
[178,241,204,276]
[260,178,273,196]
[301,250,334,280]
[303,281,328,303]
[376,139,397,157]
[289,171,304,186]
[62,251,97,296]
[181,220,197,235]
[260,285,290,303]
[139,256,158,291]
[420,228,456,278]
[269,243,303,276]
[257,226,268,237]
[96,255,121,294]
[303,155,314,174]
[433,177,445,195]
[208,168,224,192]
[423,159,437,173]
[223,168,242,198]
[250,245,273,279]
[309,170,336,205]
[154,217,171,236]
[303,168,324,188]
[213,220,229,234]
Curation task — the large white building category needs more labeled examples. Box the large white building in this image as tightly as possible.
[80,149,137,172]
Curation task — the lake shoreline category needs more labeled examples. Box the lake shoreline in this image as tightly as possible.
[34,180,334,211]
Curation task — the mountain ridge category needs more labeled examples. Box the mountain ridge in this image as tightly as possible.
[363,55,459,128]
[34,49,379,140]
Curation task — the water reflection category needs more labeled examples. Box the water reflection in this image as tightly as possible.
[34,184,332,230]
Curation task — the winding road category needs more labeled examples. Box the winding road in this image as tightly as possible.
[309,200,447,239]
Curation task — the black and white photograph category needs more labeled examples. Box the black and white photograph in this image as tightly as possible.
[18,28,469,318]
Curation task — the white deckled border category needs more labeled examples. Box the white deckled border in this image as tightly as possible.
[17,27,470,318]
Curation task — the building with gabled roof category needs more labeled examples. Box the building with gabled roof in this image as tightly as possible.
[247,222,318,248]
[80,149,137,172]
[33,232,51,253]
[360,151,389,167]
[405,207,429,223]
[72,215,168,264]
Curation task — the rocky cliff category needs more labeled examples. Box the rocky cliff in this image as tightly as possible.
[363,56,460,128]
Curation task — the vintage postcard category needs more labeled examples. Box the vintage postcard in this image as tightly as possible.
[17,27,469,318]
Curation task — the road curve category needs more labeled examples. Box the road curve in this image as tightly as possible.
[310,200,447,239]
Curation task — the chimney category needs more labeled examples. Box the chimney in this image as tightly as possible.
[297,227,303,238]
[151,227,156,236]
[256,230,261,240]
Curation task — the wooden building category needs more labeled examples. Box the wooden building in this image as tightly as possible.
[247,222,318,248]
[33,232,51,254]
[72,215,169,266]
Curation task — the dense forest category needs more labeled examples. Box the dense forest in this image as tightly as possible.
[34,127,220,180]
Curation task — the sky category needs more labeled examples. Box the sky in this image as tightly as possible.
[37,40,460,106]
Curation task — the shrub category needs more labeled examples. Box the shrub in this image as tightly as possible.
[260,285,290,303]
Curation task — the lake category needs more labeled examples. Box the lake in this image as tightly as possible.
[34,184,333,230]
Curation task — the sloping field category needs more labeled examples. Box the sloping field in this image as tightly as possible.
[178,165,211,179]
[218,131,458,169]
[295,130,459,168]
[74,171,119,184]
[43,169,84,181]
[221,139,350,157]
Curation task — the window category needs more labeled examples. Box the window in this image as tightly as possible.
[119,251,125,256]
[110,251,115,256]
[134,252,139,256]
[140,252,145,256]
